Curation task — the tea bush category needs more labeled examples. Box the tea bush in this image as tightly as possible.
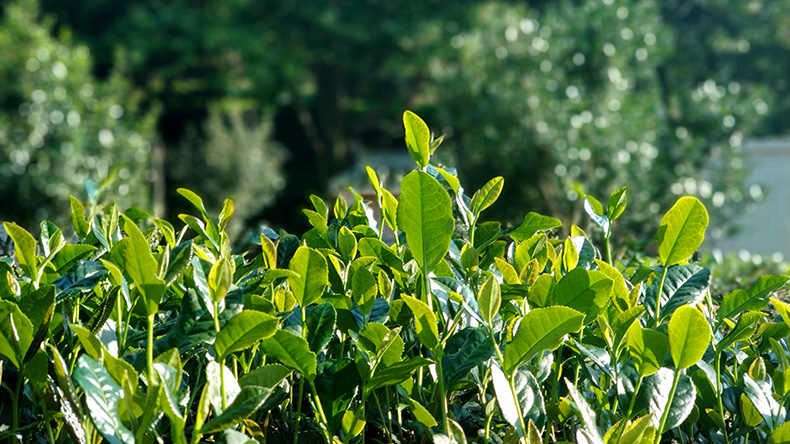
[0,111,788,444]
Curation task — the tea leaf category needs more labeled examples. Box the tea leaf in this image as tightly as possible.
[215,310,278,359]
[492,364,545,437]
[121,215,165,316]
[261,330,317,381]
[199,386,274,434]
[509,212,562,242]
[208,257,233,304]
[626,324,667,377]
[401,294,439,350]
[368,357,433,392]
[3,222,37,279]
[769,421,790,443]
[656,196,708,266]
[504,306,584,374]
[616,414,653,444]
[398,386,437,428]
[397,170,454,274]
[741,393,764,427]
[644,265,710,320]
[403,110,431,168]
[306,303,336,353]
[668,306,711,369]
[640,368,696,432]
[551,268,612,314]
[442,327,494,389]
[288,246,329,308]
[73,355,135,444]
[743,373,779,428]
[565,378,605,444]
[477,274,501,325]
[338,226,358,262]
[718,275,790,320]
[608,186,628,221]
[469,176,504,217]
[0,300,33,368]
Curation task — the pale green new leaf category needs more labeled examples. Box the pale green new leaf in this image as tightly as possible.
[469,176,504,217]
[403,110,431,168]
[3,222,37,279]
[656,196,709,266]
[668,306,711,369]
[477,274,501,325]
[121,215,165,316]
[0,300,33,368]
[551,269,613,314]
[508,212,562,241]
[397,171,454,274]
[288,246,328,307]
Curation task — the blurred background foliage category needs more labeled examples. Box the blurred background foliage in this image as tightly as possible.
[0,0,788,244]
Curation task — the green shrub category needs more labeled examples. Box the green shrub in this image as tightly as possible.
[0,0,157,227]
[0,111,788,444]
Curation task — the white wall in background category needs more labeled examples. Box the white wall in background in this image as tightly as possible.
[710,137,790,259]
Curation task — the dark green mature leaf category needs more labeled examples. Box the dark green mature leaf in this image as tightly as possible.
[306,303,336,353]
[397,170,454,275]
[261,330,317,381]
[403,110,431,168]
[668,306,710,369]
[199,386,273,434]
[640,368,696,433]
[504,306,584,374]
[316,358,361,434]
[442,327,494,389]
[4,222,37,279]
[288,246,328,307]
[508,212,562,241]
[717,311,766,353]
[470,176,504,217]
[121,214,165,316]
[73,355,134,444]
[368,357,433,392]
[18,284,55,362]
[718,275,790,321]
[0,300,33,368]
[656,196,708,266]
[477,274,501,325]
[401,294,439,349]
[215,310,278,359]
[51,244,96,274]
[164,240,192,286]
[551,268,612,314]
[645,265,710,320]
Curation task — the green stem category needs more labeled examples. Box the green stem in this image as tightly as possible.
[714,352,730,444]
[212,301,226,411]
[605,226,613,265]
[654,368,682,444]
[487,326,527,443]
[653,265,670,327]
[616,374,644,444]
[116,291,125,353]
[147,314,154,383]
[294,378,305,444]
[12,364,23,429]
[308,382,331,444]
[434,348,449,433]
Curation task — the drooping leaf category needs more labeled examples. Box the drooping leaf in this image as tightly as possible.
[288,246,328,307]
[626,324,668,377]
[644,265,710,320]
[0,300,33,368]
[668,306,711,369]
[401,294,439,349]
[261,330,317,381]
[504,306,584,374]
[199,386,273,434]
[214,310,278,359]
[73,355,135,444]
[397,170,454,274]
[565,378,605,444]
[403,110,431,168]
[656,196,709,266]
[743,373,779,429]
[397,386,438,428]
[470,176,504,217]
[442,327,495,389]
[367,357,433,392]
[717,311,766,354]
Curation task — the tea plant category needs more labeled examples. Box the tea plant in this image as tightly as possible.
[1,111,789,444]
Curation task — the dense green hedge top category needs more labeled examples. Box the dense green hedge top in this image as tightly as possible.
[1,111,789,444]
